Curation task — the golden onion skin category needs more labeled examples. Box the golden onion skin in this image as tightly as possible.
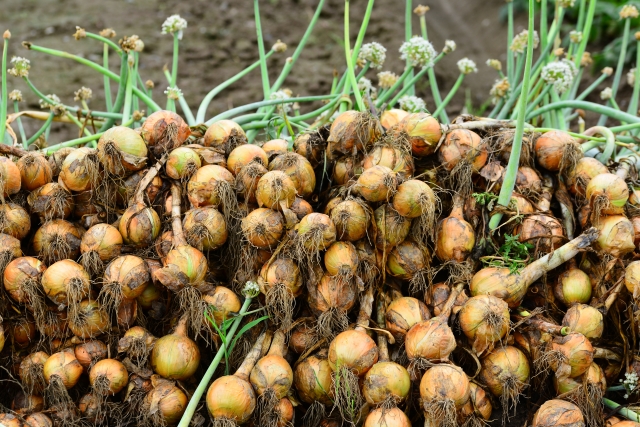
[206,375,256,423]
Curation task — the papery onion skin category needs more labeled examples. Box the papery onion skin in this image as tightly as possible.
[3,257,46,305]
[550,333,594,379]
[381,109,409,129]
[227,144,269,176]
[0,413,24,427]
[119,202,162,248]
[41,259,90,308]
[43,350,84,389]
[295,213,337,252]
[420,364,470,409]
[0,203,31,239]
[80,223,123,263]
[0,157,22,197]
[562,304,603,339]
[294,132,325,168]
[140,110,190,158]
[104,255,150,299]
[32,219,83,264]
[27,183,74,220]
[241,208,284,249]
[554,267,592,306]
[363,145,413,181]
[364,406,412,427]
[397,112,442,157]
[203,119,247,154]
[269,152,316,198]
[586,173,629,215]
[392,179,436,218]
[154,245,208,292]
[290,197,313,220]
[385,296,430,341]
[68,300,110,338]
[307,273,357,317]
[478,346,530,398]
[97,126,148,175]
[262,138,289,157]
[202,286,241,327]
[626,261,640,297]
[515,214,565,254]
[327,111,382,158]
[534,130,578,172]
[144,376,189,425]
[372,205,411,251]
[324,241,359,277]
[330,199,368,242]
[435,201,475,262]
[17,153,52,191]
[328,329,379,376]
[332,155,362,185]
[59,147,98,192]
[294,354,334,405]
[74,340,108,371]
[183,207,228,251]
[151,328,200,381]
[532,399,585,427]
[567,157,608,196]
[88,359,128,395]
[362,361,411,405]
[386,239,429,280]
[187,165,235,208]
[594,215,635,257]
[405,317,456,361]
[355,165,397,203]
[256,170,297,210]
[459,295,510,355]
[439,129,487,172]
[206,375,256,423]
[470,267,527,308]
[166,147,202,180]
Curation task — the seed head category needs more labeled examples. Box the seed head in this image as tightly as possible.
[490,77,510,104]
[3,30,10,40]
[554,47,565,57]
[8,57,30,78]
[74,86,93,102]
[600,87,612,100]
[569,30,582,44]
[541,59,578,93]
[620,5,639,19]
[8,90,22,102]
[457,58,477,75]
[73,27,86,40]
[377,71,399,89]
[99,28,116,38]
[581,52,593,67]
[162,14,188,40]
[272,39,287,53]
[398,95,427,113]
[400,36,437,68]
[486,59,502,71]
[628,68,637,86]
[555,0,575,8]
[270,90,293,113]
[132,110,145,122]
[39,94,66,116]
[164,86,183,100]
[413,5,430,16]
[510,29,540,54]
[119,35,142,53]
[243,281,260,298]
[443,40,457,54]
[602,67,613,76]
[358,42,386,69]
[145,80,155,90]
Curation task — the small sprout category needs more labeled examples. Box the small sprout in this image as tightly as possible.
[119,35,142,53]
[600,87,612,101]
[39,94,66,116]
[377,71,399,89]
[510,29,540,54]
[620,5,639,19]
[398,95,426,113]
[602,66,614,76]
[272,39,287,53]
[541,59,578,94]
[145,80,155,90]
[8,90,22,102]
[162,14,188,40]
[553,47,565,57]
[457,58,477,75]
[486,59,502,71]
[74,86,93,102]
[555,0,575,8]
[413,5,430,16]
[242,281,260,298]
[269,89,293,113]
[358,42,386,69]
[490,77,510,104]
[73,26,86,40]
[99,28,116,38]
[8,57,30,78]
[400,36,437,68]
[569,30,582,44]
[443,40,457,54]
[132,110,145,122]
[164,86,183,100]
[581,52,593,67]
[3,30,10,40]
[628,68,637,86]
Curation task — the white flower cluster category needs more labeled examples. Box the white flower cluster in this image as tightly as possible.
[358,42,386,69]
[569,30,582,44]
[443,40,456,54]
[161,15,188,40]
[8,90,22,102]
[400,36,437,68]
[8,57,30,78]
[510,30,540,54]
[39,94,61,110]
[490,77,510,104]
[357,77,377,99]
[620,5,639,19]
[270,90,293,113]
[457,58,477,75]
[398,95,426,113]
[620,372,639,399]
[486,59,502,71]
[243,281,260,298]
[541,59,578,94]
[74,86,93,102]
[628,68,637,87]
[164,86,183,100]
[600,87,612,100]
[377,71,399,89]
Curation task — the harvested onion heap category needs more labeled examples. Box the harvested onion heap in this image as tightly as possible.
[0,108,638,427]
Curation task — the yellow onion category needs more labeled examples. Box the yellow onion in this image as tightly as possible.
[250,330,294,400]
[11,317,37,347]
[202,286,241,326]
[166,147,201,180]
[567,157,609,196]
[308,273,357,338]
[386,238,429,281]
[3,257,46,306]
[255,170,297,210]
[183,207,227,251]
[554,266,592,306]
[97,126,148,175]
[330,199,369,242]
[206,374,256,424]
[187,164,236,208]
[363,144,413,181]
[77,393,101,424]
[43,350,84,389]
[48,147,75,179]
[516,166,543,191]
[74,340,108,371]
[392,179,436,219]
[151,318,200,380]
[68,300,110,338]
[465,382,492,422]
[80,223,122,275]
[562,304,603,339]
[0,203,30,239]
[290,324,316,353]
[355,165,397,203]
[550,333,594,380]
[373,204,411,251]
[633,217,640,250]
[23,413,52,427]
[115,168,162,207]
[439,129,487,172]
[405,316,456,362]
[364,407,411,427]
[295,213,337,252]
[261,138,289,158]
[626,261,640,298]
[535,130,581,172]
[332,155,363,185]
[396,112,442,157]
[155,230,174,259]
[294,131,325,168]
[41,259,90,309]
[586,173,629,216]
[294,353,334,405]
[328,329,379,376]
[470,267,528,308]
[103,255,150,301]
[459,295,510,355]
[154,245,207,292]
[203,119,247,155]
[511,193,536,214]
[515,214,565,253]
[235,161,267,204]
[32,219,83,264]
[269,152,316,198]
[0,233,21,268]
[420,364,470,411]
[19,351,48,394]
[385,297,430,341]
[119,202,162,248]
[363,361,411,405]
[594,215,635,257]
[554,362,606,396]
[0,156,21,197]
[478,346,530,400]
[227,144,268,175]
[258,257,303,328]
[88,359,128,395]
[380,109,409,129]
[532,399,585,427]
[140,110,190,158]
[27,183,74,220]
[435,197,475,262]
[11,392,44,414]
[241,208,284,249]
[143,375,188,425]
[58,147,99,192]
[326,111,382,158]
[324,241,359,277]
[291,197,313,220]
[17,153,52,191]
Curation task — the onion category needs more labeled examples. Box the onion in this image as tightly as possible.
[11,391,44,414]
[291,197,313,220]
[183,207,227,251]
[41,259,90,311]
[330,199,369,242]
[11,317,37,347]
[101,255,150,315]
[203,119,247,155]
[535,130,582,173]
[151,317,200,380]
[0,203,30,239]
[385,297,430,341]
[33,219,83,264]
[633,217,640,250]
[511,193,536,214]
[19,351,48,395]
[43,350,84,389]
[420,364,470,425]
[88,358,128,395]
[567,157,608,196]
[202,286,241,326]
[143,375,188,425]
[405,315,456,363]
[68,300,110,338]
[554,266,592,306]
[386,239,429,292]
[74,340,108,370]
[140,110,190,158]
[235,161,267,204]
[97,126,148,175]
[478,346,529,409]
[308,273,357,339]
[227,144,268,176]
[459,295,510,355]
[586,173,629,216]
[80,223,122,277]
[532,399,585,427]
[392,179,436,220]
[435,196,475,262]
[3,256,46,307]
[295,213,337,253]
[439,129,487,172]
[594,215,635,257]
[58,147,99,192]
[294,353,334,406]
[116,168,162,207]
[324,241,359,277]
[261,138,289,158]
[294,131,325,168]
[290,324,316,353]
[24,413,52,427]
[626,261,640,298]
[0,156,21,197]
[355,165,397,203]
[549,333,594,380]
[328,329,379,376]
[515,214,565,254]
[362,360,411,405]
[0,233,21,270]
[380,109,409,129]
[363,144,413,181]
[326,111,382,158]
[27,183,74,220]
[269,152,316,198]
[187,164,236,208]
[256,170,297,210]
[562,304,603,339]
[119,202,162,248]
[166,147,201,180]
[332,155,362,185]
[465,382,493,422]
[0,414,23,427]
[206,374,256,424]
[17,152,52,191]
[155,230,174,259]
[516,166,543,192]
[396,112,442,157]
[372,204,411,251]
[154,244,208,291]
[258,257,302,328]
[241,208,284,249]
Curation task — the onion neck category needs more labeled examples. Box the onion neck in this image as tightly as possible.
[174,315,189,337]
[375,295,389,362]
[514,310,569,335]
[450,194,465,220]
[267,329,286,357]
[235,331,270,381]
[355,286,375,332]
[170,184,187,246]
[438,282,464,320]
[133,154,167,205]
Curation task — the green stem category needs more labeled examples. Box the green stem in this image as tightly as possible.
[103,43,112,111]
[85,32,121,54]
[65,112,92,137]
[133,52,140,126]
[507,1,515,84]
[388,67,430,108]
[166,33,180,111]
[164,69,195,125]
[254,0,271,100]
[602,399,640,422]
[404,0,415,96]
[574,0,596,68]
[525,85,551,117]
[99,56,127,131]
[628,40,640,116]
[432,74,464,118]
[551,90,566,130]
[490,0,535,231]
[43,118,134,154]
[13,101,27,148]
[177,297,254,427]
[540,0,548,51]
[598,18,631,126]
[419,14,446,123]
[0,37,8,145]
[576,72,611,101]
[576,0,586,33]
[527,100,640,123]
[344,1,365,112]
[122,54,135,125]
[26,112,54,146]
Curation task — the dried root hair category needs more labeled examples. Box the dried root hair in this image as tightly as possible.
[411,189,441,246]
[561,382,605,427]
[332,365,364,426]
[44,375,81,427]
[212,417,239,427]
[97,281,124,320]
[293,226,327,266]
[67,276,90,326]
[80,250,105,279]
[91,374,113,426]
[231,243,258,293]
[409,269,430,296]
[559,140,583,178]
[590,194,611,226]
[176,286,208,342]
[302,401,326,427]
[422,398,457,427]
[21,357,46,396]
[21,277,48,336]
[185,223,215,252]
[499,374,527,426]
[443,159,474,199]
[42,231,73,265]
[265,283,296,332]
[315,307,350,341]
[256,387,281,427]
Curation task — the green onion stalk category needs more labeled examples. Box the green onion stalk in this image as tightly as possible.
[507,0,515,85]
[13,99,27,148]
[418,12,446,122]
[603,398,640,422]
[404,0,415,96]
[0,32,8,145]
[627,35,640,119]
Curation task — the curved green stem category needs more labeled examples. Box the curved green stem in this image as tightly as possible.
[576,71,611,101]
[376,67,413,108]
[344,1,365,112]
[404,0,415,96]
[254,0,270,101]
[603,399,640,422]
[13,101,27,148]
[26,112,54,146]
[103,44,112,111]
[0,37,8,145]
[432,74,464,118]
[527,100,640,124]
[85,32,121,54]
[578,126,616,163]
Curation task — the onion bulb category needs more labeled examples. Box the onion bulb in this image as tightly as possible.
[48,147,75,178]
[307,273,357,339]
[594,215,635,257]
[0,203,30,239]
[140,110,190,158]
[567,157,608,196]
[43,350,84,389]
[262,138,289,157]
[151,318,200,380]
[532,399,585,427]
[380,109,409,129]
[250,331,294,401]
[324,241,359,277]
[102,255,150,306]
[202,286,241,327]
[74,340,108,371]
[326,111,382,158]
[586,173,629,216]
[256,170,297,210]
[554,266,592,306]
[166,147,201,180]
[396,112,442,157]
[258,257,303,328]
[294,131,325,168]
[405,316,456,362]
[269,152,316,198]
[330,199,369,242]
[41,259,90,310]
[290,197,313,220]
[11,317,36,347]
[33,219,82,264]
[562,304,603,339]
[19,351,48,395]
[364,406,411,427]
[385,297,430,341]
[363,144,413,181]
[355,165,397,203]
[119,202,162,248]
[514,214,564,254]
[420,364,470,410]
[206,374,256,425]
[459,295,510,355]
[17,153,52,191]
[241,208,284,249]
[154,244,207,291]
[294,353,334,405]
[435,196,475,262]
[203,119,247,155]
[143,375,188,425]
[439,129,487,172]
[227,144,268,176]
[392,179,436,220]
[68,300,110,338]
[3,257,46,307]
[187,164,236,208]
[294,213,337,253]
[88,358,128,396]
[0,156,21,198]
[97,126,147,175]
[549,333,594,380]
[235,161,267,204]
[80,223,123,276]
[362,361,411,405]
[372,204,411,251]
[535,130,581,173]
[386,239,429,291]
[478,346,529,404]
[183,207,227,251]
[332,155,362,185]
[328,329,379,376]
[59,147,99,192]
[27,183,74,220]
